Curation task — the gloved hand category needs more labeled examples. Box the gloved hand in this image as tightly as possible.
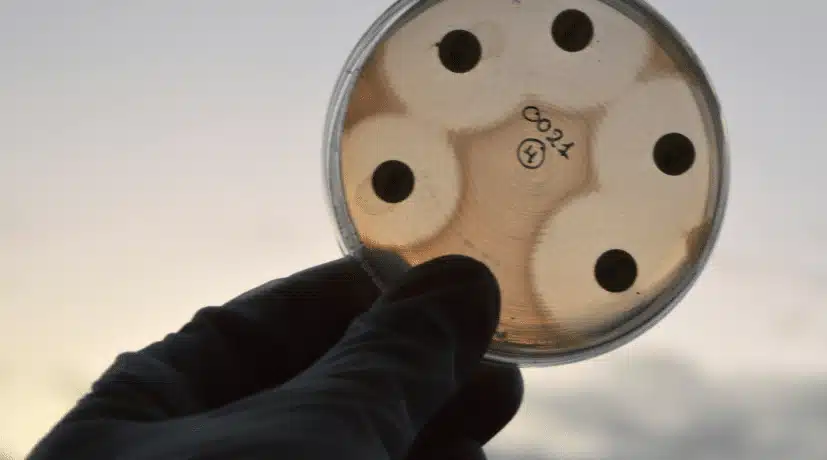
[28,255,523,460]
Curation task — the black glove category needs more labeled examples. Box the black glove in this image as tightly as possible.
[27,255,523,460]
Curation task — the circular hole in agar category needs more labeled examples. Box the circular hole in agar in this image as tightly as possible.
[594,249,638,293]
[438,29,482,73]
[372,160,415,204]
[551,9,594,52]
[653,132,696,176]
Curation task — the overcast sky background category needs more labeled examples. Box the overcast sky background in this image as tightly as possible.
[1,0,826,458]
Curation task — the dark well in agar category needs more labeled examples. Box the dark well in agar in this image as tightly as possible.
[594,249,638,293]
[551,9,594,53]
[653,132,695,176]
[438,29,482,73]
[372,160,415,203]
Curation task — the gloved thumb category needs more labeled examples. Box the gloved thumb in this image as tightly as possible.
[278,255,501,460]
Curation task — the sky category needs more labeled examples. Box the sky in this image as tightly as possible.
[1,0,826,458]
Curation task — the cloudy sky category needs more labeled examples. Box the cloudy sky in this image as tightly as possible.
[1,0,826,458]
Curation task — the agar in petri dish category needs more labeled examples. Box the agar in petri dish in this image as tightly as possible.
[323,0,728,366]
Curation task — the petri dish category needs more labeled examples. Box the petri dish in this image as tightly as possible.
[322,0,728,366]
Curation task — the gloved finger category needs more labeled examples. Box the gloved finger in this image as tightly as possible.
[412,361,523,450]
[408,438,487,460]
[82,256,382,419]
[216,256,383,385]
[220,255,500,460]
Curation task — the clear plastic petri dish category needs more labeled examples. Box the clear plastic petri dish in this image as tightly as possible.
[322,0,728,367]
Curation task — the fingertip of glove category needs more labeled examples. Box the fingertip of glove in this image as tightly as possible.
[389,254,497,298]
[375,255,501,355]
[392,255,499,314]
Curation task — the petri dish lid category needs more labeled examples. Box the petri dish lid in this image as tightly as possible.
[323,0,728,366]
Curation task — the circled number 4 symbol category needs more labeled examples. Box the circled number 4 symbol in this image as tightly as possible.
[517,138,546,169]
